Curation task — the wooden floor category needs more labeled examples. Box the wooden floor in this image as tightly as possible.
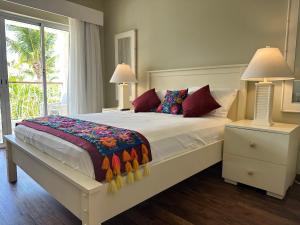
[1,149,300,225]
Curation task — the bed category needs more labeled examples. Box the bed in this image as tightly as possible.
[5,64,247,225]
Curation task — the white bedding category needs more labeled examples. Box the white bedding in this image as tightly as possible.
[14,111,231,179]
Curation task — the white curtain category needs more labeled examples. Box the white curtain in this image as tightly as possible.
[68,18,103,114]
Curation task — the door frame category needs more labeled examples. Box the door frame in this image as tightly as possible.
[0,17,12,142]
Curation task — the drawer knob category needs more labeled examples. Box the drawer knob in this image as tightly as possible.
[247,171,254,176]
[249,142,256,148]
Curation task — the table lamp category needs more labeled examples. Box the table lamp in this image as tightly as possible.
[242,47,294,126]
[110,63,137,110]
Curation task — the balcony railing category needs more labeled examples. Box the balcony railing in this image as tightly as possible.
[9,81,63,85]
[8,81,65,121]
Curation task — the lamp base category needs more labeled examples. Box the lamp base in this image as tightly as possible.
[118,83,131,110]
[253,82,274,127]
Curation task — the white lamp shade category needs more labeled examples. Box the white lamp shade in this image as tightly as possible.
[110,63,137,84]
[242,47,294,81]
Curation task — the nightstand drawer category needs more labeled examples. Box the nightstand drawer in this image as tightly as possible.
[224,127,289,165]
[222,154,286,195]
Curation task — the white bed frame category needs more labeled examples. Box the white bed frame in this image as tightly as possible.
[5,64,247,225]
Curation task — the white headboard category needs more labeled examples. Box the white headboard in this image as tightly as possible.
[147,64,248,120]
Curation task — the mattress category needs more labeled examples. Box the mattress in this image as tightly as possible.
[14,111,231,179]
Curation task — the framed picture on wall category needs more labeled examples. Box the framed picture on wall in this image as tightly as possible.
[114,29,137,101]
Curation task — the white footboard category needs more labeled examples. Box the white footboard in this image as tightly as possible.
[5,135,103,225]
[5,135,222,225]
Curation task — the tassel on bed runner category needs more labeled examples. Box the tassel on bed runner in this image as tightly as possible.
[122,150,131,161]
[142,144,150,176]
[122,149,134,184]
[101,156,117,193]
[131,148,142,181]
[112,154,123,189]
[101,156,110,170]
[124,159,134,184]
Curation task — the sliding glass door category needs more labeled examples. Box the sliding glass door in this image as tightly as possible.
[44,27,69,116]
[0,13,69,143]
[5,20,44,130]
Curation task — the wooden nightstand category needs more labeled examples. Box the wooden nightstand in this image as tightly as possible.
[222,120,299,199]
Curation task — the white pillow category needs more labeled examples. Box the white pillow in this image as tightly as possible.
[156,90,166,101]
[189,87,238,118]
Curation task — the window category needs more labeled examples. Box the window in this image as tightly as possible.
[0,13,69,143]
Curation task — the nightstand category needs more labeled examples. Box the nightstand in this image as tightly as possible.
[222,120,299,199]
[102,107,132,112]
[102,107,119,112]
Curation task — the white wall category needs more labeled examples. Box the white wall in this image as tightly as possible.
[103,0,288,107]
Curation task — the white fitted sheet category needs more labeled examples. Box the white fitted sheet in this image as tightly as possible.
[14,111,231,179]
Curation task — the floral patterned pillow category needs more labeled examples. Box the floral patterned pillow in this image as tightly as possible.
[156,89,188,114]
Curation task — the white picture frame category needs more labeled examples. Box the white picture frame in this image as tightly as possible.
[114,30,137,102]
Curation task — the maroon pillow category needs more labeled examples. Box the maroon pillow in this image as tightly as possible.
[182,85,221,117]
[132,88,161,112]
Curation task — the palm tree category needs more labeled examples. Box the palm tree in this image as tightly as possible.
[6,24,57,81]
[6,24,60,120]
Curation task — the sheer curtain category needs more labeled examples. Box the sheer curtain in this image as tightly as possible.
[68,18,103,114]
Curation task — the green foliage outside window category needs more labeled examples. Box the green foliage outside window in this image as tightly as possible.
[6,24,62,120]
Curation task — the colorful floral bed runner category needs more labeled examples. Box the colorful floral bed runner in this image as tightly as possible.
[17,115,152,193]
